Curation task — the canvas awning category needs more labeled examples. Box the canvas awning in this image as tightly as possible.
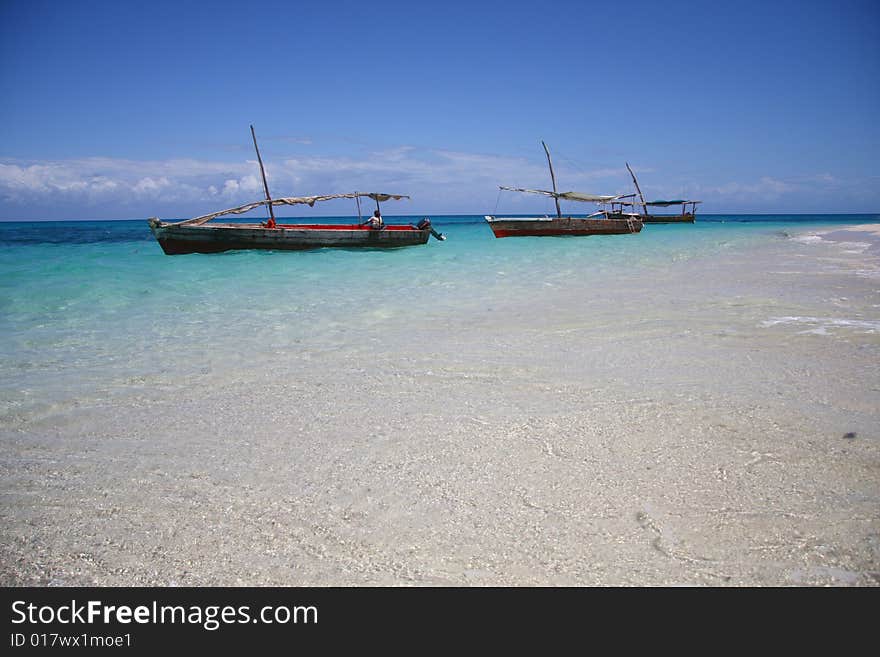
[177,192,410,226]
[646,200,701,207]
[500,186,633,203]
[362,192,409,203]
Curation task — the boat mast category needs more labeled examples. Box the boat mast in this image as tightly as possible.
[250,124,276,227]
[542,141,562,218]
[625,162,647,216]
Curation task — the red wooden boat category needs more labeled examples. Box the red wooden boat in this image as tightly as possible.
[484,142,641,238]
[484,212,641,237]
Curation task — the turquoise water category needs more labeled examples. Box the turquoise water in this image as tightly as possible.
[2,213,880,586]
[0,214,878,423]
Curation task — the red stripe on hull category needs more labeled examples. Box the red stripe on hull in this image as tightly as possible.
[490,228,641,238]
[275,224,419,231]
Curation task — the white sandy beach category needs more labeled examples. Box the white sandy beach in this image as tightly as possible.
[1,222,878,586]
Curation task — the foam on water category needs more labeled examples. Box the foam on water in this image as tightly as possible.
[761,316,880,333]
[790,234,824,244]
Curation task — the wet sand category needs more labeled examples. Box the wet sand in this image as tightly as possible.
[1,223,878,586]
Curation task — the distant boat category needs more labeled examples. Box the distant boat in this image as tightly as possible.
[148,126,445,255]
[484,142,642,238]
[602,163,700,224]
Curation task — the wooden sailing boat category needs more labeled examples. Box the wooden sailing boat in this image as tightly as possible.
[148,126,445,255]
[602,163,700,224]
[484,142,642,238]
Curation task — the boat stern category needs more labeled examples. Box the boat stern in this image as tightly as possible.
[416,217,446,241]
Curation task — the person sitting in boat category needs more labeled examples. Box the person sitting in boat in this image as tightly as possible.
[364,209,384,229]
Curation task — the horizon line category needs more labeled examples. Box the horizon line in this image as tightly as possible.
[1,212,879,223]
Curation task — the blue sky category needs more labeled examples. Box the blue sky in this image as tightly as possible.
[1,0,878,219]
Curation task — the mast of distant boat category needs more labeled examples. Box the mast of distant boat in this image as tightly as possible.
[250,124,276,228]
[542,141,562,219]
[626,162,647,217]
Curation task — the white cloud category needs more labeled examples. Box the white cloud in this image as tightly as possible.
[132,176,170,195]
[0,149,627,205]
[0,150,873,219]
[0,157,264,217]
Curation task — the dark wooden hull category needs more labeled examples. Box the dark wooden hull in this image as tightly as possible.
[484,215,642,238]
[641,213,695,224]
[605,212,695,224]
[148,220,432,255]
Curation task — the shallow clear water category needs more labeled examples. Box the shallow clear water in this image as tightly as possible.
[1,214,878,424]
[2,214,879,586]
